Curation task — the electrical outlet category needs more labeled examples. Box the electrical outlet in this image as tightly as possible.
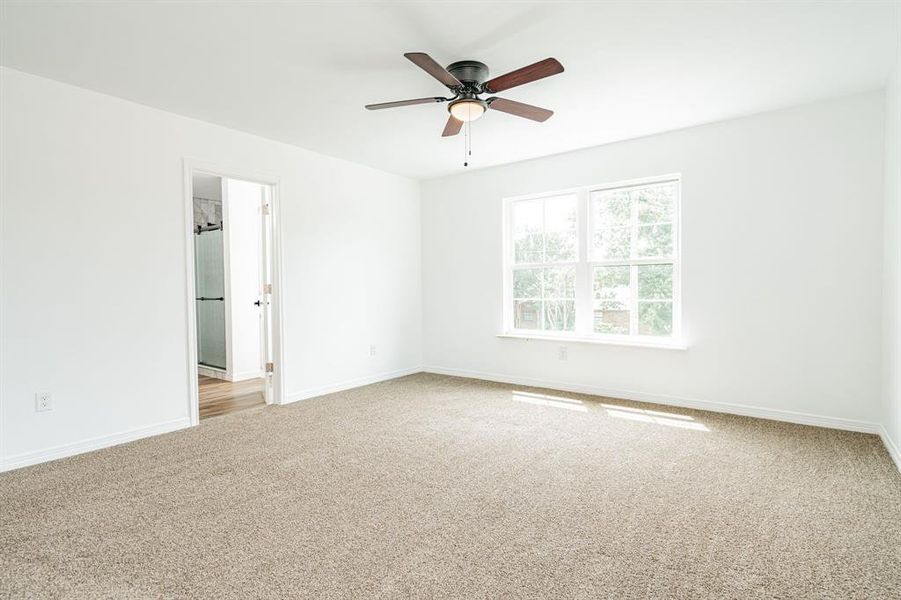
[369,344,377,356]
[35,392,53,412]
[558,346,568,361]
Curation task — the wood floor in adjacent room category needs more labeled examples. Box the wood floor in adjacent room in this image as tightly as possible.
[1,374,899,598]
[198,375,265,419]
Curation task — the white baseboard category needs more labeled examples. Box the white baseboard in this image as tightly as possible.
[231,370,264,382]
[198,365,229,380]
[284,366,422,404]
[0,417,191,473]
[422,366,882,435]
[197,366,262,383]
[879,426,901,472]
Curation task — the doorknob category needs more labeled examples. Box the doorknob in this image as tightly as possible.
[253,300,262,307]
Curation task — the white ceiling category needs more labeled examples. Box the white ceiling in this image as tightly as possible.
[2,1,899,179]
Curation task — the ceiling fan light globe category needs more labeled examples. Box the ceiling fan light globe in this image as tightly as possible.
[450,99,486,122]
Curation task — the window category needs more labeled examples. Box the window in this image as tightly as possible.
[510,194,578,332]
[504,176,680,345]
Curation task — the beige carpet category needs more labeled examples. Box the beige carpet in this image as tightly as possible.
[1,374,899,599]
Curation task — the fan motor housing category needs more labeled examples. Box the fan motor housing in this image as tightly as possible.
[446,60,490,85]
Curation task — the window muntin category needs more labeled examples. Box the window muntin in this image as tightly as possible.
[506,177,679,342]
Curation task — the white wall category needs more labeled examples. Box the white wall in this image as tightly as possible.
[883,59,901,462]
[422,92,885,429]
[224,178,264,381]
[0,67,422,469]
[1,64,893,470]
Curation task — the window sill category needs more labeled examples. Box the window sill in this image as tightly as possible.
[496,332,688,350]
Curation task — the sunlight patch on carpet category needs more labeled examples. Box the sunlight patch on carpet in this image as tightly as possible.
[602,403,709,431]
[512,391,588,412]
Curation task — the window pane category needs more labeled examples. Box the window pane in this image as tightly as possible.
[544,300,575,331]
[636,183,675,225]
[544,230,576,262]
[544,267,575,299]
[636,223,673,258]
[512,199,542,235]
[591,181,676,260]
[592,227,630,259]
[514,300,541,330]
[593,266,631,334]
[594,303,630,335]
[544,195,577,231]
[637,264,673,300]
[544,196,577,262]
[513,268,541,299]
[593,265,630,302]
[590,189,631,260]
[514,233,543,264]
[513,199,544,264]
[591,190,630,228]
[638,301,673,336]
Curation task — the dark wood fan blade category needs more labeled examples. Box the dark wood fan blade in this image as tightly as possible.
[442,115,463,137]
[488,97,553,122]
[483,58,564,93]
[405,52,462,89]
[365,97,446,110]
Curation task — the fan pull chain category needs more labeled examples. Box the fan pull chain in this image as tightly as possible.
[462,103,473,168]
[461,102,473,167]
[463,120,467,167]
[464,121,469,167]
[469,116,473,163]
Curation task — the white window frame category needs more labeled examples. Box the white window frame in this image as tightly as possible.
[502,174,683,349]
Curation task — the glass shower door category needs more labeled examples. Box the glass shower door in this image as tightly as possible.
[195,229,227,369]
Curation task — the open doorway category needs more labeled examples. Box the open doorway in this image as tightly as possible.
[184,164,283,422]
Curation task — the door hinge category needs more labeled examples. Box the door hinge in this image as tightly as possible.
[263,283,272,294]
[265,362,274,373]
[262,204,271,216]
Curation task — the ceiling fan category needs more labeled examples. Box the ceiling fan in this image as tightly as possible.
[365,53,564,137]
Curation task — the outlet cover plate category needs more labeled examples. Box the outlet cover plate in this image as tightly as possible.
[35,392,53,412]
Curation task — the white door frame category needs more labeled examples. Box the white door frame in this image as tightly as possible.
[182,158,287,425]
